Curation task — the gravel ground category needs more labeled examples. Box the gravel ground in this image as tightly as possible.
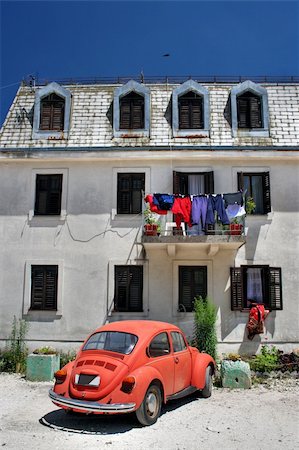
[0,373,298,450]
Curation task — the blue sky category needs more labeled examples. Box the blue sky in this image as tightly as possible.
[1,0,298,126]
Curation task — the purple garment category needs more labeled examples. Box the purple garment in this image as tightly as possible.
[191,196,208,229]
[206,195,230,225]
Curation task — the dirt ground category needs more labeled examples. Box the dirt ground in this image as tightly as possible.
[0,373,298,450]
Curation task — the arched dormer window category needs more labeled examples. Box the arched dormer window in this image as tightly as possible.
[113,80,150,138]
[231,80,269,137]
[173,80,210,137]
[32,82,71,139]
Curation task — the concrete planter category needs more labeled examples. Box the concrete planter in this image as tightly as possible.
[220,360,252,389]
[26,354,60,381]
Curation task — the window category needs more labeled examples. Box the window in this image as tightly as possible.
[238,172,271,214]
[120,92,144,130]
[40,93,65,131]
[230,80,269,137]
[32,82,71,139]
[117,173,145,214]
[31,265,58,310]
[148,332,170,357]
[179,266,207,312]
[231,266,282,311]
[114,266,143,312]
[178,92,204,129]
[237,92,262,129]
[113,80,150,137]
[172,80,210,137]
[83,331,138,354]
[171,332,187,352]
[173,171,214,195]
[34,174,63,215]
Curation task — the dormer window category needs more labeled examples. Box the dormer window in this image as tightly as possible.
[237,92,262,129]
[231,80,269,137]
[172,80,210,137]
[40,93,65,131]
[178,92,204,129]
[113,80,150,138]
[32,82,71,139]
[120,92,144,130]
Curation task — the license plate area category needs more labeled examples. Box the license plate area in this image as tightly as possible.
[75,374,100,386]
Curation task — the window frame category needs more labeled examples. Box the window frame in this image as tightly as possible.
[238,171,271,214]
[114,265,143,312]
[119,91,145,130]
[113,80,150,138]
[32,82,71,139]
[34,174,63,216]
[117,172,145,214]
[230,80,269,137]
[230,265,283,311]
[172,80,210,137]
[179,266,208,312]
[148,332,171,358]
[30,265,58,311]
[173,170,214,195]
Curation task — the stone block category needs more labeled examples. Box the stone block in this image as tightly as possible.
[220,360,252,389]
[26,354,60,382]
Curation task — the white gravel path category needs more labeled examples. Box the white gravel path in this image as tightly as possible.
[0,373,298,450]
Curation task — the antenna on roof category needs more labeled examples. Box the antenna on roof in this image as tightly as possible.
[140,69,144,83]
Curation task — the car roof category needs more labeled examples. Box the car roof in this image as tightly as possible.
[92,320,182,338]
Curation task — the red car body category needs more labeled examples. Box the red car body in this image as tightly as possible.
[49,320,215,426]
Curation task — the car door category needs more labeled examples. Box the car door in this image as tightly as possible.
[147,332,175,396]
[170,331,192,393]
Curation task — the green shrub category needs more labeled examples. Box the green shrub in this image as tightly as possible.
[33,346,57,355]
[59,350,77,368]
[0,316,29,373]
[193,296,217,360]
[249,345,279,373]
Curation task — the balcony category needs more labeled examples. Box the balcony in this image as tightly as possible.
[141,197,246,256]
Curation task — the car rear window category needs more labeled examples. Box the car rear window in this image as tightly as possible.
[83,331,138,355]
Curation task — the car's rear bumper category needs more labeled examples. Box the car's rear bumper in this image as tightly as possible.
[49,389,136,413]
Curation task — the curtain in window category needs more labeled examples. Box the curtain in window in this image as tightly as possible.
[247,268,263,303]
[189,175,205,195]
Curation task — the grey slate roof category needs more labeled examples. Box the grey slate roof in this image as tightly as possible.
[0,82,298,149]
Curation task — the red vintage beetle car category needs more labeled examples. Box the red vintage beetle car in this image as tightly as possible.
[49,320,215,426]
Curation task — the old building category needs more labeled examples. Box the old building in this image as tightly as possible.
[0,76,298,354]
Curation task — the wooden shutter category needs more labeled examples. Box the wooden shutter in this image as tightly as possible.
[119,98,131,129]
[230,267,243,310]
[179,267,207,312]
[35,174,62,215]
[268,267,283,310]
[52,102,64,131]
[191,98,203,129]
[204,171,214,194]
[117,173,144,214]
[249,96,262,128]
[119,93,144,129]
[131,98,144,129]
[262,172,271,213]
[237,97,248,128]
[114,266,143,312]
[178,94,203,129]
[40,104,52,130]
[40,94,64,131]
[31,266,58,310]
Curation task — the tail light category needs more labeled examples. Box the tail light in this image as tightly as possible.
[54,369,67,384]
[121,376,136,394]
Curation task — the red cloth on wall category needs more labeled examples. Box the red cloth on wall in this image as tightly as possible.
[246,304,269,340]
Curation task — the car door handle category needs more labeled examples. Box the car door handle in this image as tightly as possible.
[174,357,179,364]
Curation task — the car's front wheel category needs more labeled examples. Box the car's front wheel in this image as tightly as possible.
[136,383,162,426]
[200,365,213,398]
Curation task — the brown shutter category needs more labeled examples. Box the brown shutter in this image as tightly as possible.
[128,266,143,311]
[31,266,58,310]
[52,102,64,131]
[262,172,271,213]
[179,267,207,312]
[173,171,180,194]
[191,98,203,129]
[268,267,283,310]
[114,266,143,312]
[131,98,144,129]
[119,93,144,130]
[35,174,62,215]
[179,99,190,129]
[237,97,248,128]
[40,94,65,131]
[204,171,214,194]
[249,96,262,128]
[230,267,243,310]
[40,104,52,130]
[237,172,244,191]
[119,98,131,129]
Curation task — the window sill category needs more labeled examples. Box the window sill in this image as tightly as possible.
[113,130,150,138]
[32,130,68,140]
[28,212,66,226]
[24,310,62,321]
[173,129,210,138]
[232,129,270,138]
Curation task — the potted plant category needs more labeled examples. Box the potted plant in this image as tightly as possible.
[144,206,160,236]
[230,218,243,235]
[246,196,256,215]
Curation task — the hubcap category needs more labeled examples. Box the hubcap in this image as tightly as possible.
[147,392,157,415]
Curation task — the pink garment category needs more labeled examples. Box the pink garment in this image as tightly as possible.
[171,197,192,227]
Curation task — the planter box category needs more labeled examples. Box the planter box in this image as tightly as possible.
[230,223,243,235]
[144,224,158,236]
[26,354,60,381]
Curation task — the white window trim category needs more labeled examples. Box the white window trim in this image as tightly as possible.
[23,260,64,316]
[111,167,151,220]
[107,259,149,318]
[29,168,68,221]
[172,260,213,318]
[32,82,72,139]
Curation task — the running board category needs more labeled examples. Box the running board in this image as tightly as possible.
[167,386,198,401]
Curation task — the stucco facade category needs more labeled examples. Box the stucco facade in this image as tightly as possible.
[0,77,298,354]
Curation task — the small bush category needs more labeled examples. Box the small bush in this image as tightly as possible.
[59,350,77,368]
[193,296,217,361]
[0,317,29,373]
[249,345,279,373]
[33,346,57,355]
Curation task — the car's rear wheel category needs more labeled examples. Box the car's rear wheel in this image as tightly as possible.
[136,383,162,426]
[200,366,213,398]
